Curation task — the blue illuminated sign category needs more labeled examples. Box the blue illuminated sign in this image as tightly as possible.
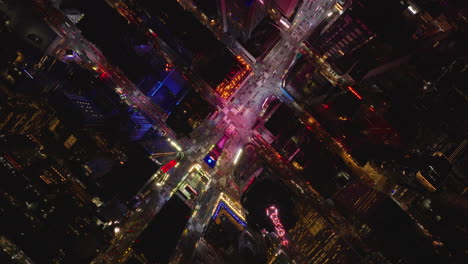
[204,154,217,168]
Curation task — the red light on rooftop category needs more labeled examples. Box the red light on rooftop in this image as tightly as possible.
[322,104,330,109]
[99,72,110,79]
[348,86,362,100]
[161,159,177,173]
[243,176,256,193]
[6,155,22,170]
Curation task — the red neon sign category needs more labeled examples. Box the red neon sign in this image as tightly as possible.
[242,176,256,193]
[161,159,177,173]
[266,206,289,246]
[348,86,362,100]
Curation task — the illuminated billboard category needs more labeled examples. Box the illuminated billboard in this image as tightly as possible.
[266,206,289,246]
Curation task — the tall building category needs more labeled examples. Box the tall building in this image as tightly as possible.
[271,0,301,19]
[0,25,61,135]
[185,191,266,264]
[63,8,84,24]
[0,100,56,134]
[267,248,294,264]
[66,0,164,84]
[172,163,211,208]
[241,169,364,263]
[190,237,224,264]
[363,197,444,263]
[405,0,467,38]
[54,91,105,128]
[134,196,192,264]
[101,143,159,201]
[306,8,376,65]
[0,0,58,52]
[359,31,467,150]
[289,203,361,264]
[334,180,384,220]
[0,150,106,264]
[166,90,216,137]
[140,0,252,100]
[220,0,272,41]
[307,0,417,77]
[284,55,337,104]
[122,111,153,141]
[138,69,191,116]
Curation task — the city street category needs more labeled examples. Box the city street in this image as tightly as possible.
[0,0,461,263]
[116,1,343,263]
[34,0,369,263]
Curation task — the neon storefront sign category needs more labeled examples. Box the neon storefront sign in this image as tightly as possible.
[266,206,289,246]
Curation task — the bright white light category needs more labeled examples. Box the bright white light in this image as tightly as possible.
[188,163,202,173]
[170,141,182,151]
[327,12,333,17]
[408,5,418,15]
[233,148,243,165]
[114,227,120,234]
[279,18,290,29]
[262,98,269,109]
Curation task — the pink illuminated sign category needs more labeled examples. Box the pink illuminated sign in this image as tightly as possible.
[266,206,289,246]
